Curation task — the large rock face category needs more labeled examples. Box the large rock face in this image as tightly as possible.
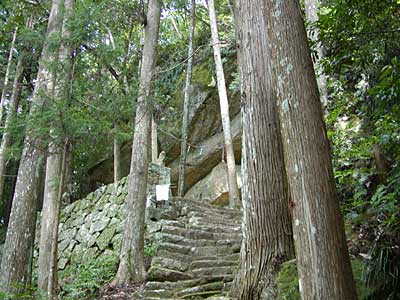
[169,113,241,194]
[87,60,241,195]
[184,162,242,206]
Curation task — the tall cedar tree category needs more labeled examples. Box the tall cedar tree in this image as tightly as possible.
[38,0,74,297]
[0,28,18,208]
[0,0,64,295]
[178,0,196,197]
[0,37,26,220]
[266,1,358,299]
[0,27,18,123]
[231,0,294,298]
[112,0,162,285]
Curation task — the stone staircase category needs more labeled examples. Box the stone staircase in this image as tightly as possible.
[135,198,242,299]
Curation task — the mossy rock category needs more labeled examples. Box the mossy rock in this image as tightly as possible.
[276,259,375,300]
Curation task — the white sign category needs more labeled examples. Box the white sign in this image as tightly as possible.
[156,184,170,201]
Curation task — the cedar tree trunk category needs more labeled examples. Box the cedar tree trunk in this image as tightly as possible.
[113,0,161,285]
[266,1,358,299]
[231,1,294,298]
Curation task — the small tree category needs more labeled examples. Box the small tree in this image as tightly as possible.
[207,0,240,208]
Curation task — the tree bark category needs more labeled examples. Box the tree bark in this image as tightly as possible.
[304,0,328,107]
[0,27,18,123]
[266,1,358,299]
[231,1,294,298]
[207,0,240,208]
[38,0,73,298]
[0,53,24,219]
[113,0,161,285]
[178,0,196,197]
[0,0,64,295]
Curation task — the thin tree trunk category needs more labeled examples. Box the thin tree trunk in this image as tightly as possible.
[0,54,24,217]
[38,0,73,298]
[114,132,122,182]
[0,0,64,295]
[266,1,358,299]
[0,27,18,123]
[62,141,73,205]
[207,0,240,208]
[113,0,161,285]
[151,117,158,163]
[178,0,195,197]
[304,0,328,107]
[38,142,62,298]
[231,1,294,298]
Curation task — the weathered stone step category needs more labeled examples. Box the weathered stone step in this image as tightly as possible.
[158,242,240,258]
[190,245,240,257]
[194,253,240,262]
[190,259,238,270]
[158,242,191,255]
[173,198,241,217]
[152,232,218,247]
[145,279,204,291]
[187,223,241,235]
[181,204,241,220]
[157,249,192,263]
[179,290,225,299]
[186,217,242,232]
[148,266,193,282]
[141,289,174,298]
[188,211,241,225]
[151,256,189,272]
[191,266,236,277]
[162,225,242,241]
[174,281,224,298]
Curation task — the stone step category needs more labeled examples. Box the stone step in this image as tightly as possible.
[190,245,241,257]
[145,279,204,291]
[194,253,240,262]
[158,242,191,255]
[156,249,192,263]
[181,205,241,220]
[156,243,240,258]
[187,223,241,235]
[188,211,241,226]
[141,288,174,298]
[152,232,218,247]
[151,256,189,272]
[191,266,236,278]
[174,281,224,298]
[173,198,241,217]
[162,225,242,241]
[179,290,225,299]
[190,260,238,270]
[148,266,193,282]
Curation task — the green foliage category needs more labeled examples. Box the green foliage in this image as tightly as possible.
[58,254,118,300]
[144,242,158,258]
[276,260,299,300]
